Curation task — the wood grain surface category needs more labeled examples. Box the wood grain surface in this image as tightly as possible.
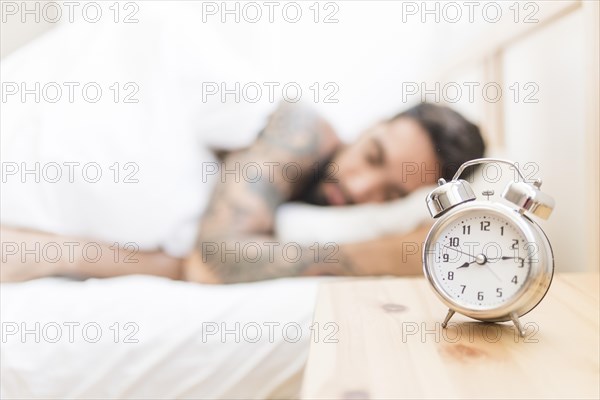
[302,273,599,399]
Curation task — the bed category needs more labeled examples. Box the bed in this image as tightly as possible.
[1,1,598,399]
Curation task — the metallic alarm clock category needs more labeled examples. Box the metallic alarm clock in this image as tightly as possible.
[422,158,555,336]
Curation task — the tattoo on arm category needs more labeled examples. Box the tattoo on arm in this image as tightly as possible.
[259,103,320,156]
[197,103,343,282]
[198,235,357,283]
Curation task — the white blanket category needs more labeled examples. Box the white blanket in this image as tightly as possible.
[1,275,331,399]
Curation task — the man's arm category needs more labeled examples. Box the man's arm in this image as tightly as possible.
[186,224,430,283]
[0,225,183,282]
[195,102,347,283]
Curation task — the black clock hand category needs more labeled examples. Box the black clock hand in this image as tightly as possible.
[453,255,501,281]
[457,260,477,269]
[488,256,526,266]
[501,256,525,261]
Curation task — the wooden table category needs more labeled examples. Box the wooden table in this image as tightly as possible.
[302,273,599,399]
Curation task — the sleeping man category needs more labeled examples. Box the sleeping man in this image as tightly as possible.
[1,102,484,283]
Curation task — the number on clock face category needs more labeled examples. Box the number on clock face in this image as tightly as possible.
[428,212,532,309]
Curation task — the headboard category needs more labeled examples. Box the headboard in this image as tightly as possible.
[432,0,599,272]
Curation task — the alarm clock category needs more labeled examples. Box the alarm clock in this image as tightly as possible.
[422,158,555,337]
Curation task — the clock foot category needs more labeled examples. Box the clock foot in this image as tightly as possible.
[510,312,525,337]
[441,309,455,328]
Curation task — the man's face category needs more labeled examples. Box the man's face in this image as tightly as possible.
[310,117,439,206]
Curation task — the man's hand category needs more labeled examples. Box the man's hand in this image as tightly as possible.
[338,223,432,277]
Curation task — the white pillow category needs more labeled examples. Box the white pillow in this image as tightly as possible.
[275,185,436,246]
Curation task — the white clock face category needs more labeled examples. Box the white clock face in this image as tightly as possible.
[425,210,535,310]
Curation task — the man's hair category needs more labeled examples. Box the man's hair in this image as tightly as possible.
[391,103,485,180]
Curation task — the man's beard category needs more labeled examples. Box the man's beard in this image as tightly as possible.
[295,156,334,206]
[299,181,329,206]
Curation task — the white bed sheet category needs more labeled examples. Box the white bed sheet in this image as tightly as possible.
[0,275,333,399]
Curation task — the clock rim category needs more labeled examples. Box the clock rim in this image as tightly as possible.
[422,201,554,321]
